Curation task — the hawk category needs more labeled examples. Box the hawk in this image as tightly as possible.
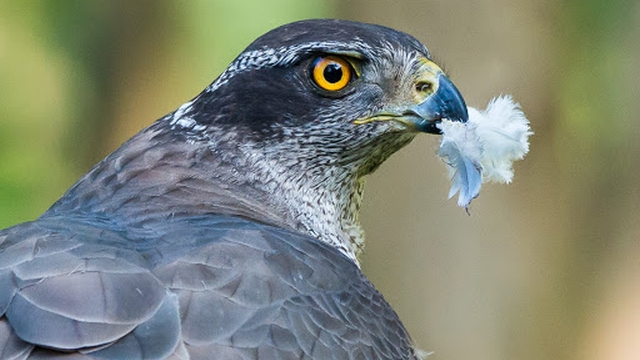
[0,19,467,359]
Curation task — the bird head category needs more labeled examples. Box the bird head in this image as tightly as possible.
[171,19,467,177]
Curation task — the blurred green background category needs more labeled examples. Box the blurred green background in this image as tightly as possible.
[1,1,639,359]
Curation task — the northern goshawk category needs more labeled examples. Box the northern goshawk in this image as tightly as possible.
[0,19,468,359]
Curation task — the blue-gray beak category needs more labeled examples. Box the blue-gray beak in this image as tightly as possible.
[409,73,468,134]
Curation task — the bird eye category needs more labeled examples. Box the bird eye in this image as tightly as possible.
[311,56,353,92]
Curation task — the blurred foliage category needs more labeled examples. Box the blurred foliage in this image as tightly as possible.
[0,0,333,228]
[552,1,640,359]
[1,1,639,360]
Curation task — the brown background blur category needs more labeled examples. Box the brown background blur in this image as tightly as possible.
[1,1,639,359]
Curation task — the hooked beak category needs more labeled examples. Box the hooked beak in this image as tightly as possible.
[407,73,468,134]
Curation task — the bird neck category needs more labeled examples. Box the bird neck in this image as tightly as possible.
[50,122,370,265]
[207,133,370,264]
[251,152,367,264]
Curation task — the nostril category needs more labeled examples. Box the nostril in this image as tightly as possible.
[415,81,433,93]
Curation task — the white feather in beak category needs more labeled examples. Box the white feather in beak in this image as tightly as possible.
[437,95,532,209]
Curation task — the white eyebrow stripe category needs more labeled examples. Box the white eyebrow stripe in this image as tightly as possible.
[205,40,376,93]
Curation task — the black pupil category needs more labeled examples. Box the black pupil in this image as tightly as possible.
[323,63,343,83]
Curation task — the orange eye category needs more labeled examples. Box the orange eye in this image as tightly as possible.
[311,56,353,91]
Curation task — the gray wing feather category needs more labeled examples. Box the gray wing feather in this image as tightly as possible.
[0,219,176,356]
[0,317,33,360]
[0,214,419,359]
[81,294,181,360]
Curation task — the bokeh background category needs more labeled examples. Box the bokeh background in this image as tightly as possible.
[1,1,639,359]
